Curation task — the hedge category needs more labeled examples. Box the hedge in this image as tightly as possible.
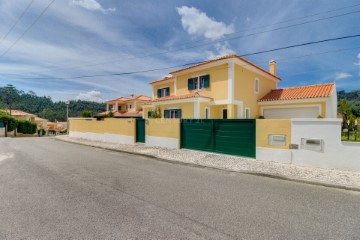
[17,120,37,134]
[0,114,18,132]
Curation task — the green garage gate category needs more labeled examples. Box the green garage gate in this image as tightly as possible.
[181,119,256,158]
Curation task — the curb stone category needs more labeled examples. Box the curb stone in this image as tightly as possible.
[55,136,360,193]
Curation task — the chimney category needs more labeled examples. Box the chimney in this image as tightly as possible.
[269,60,277,75]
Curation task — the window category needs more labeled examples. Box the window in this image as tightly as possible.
[164,109,182,119]
[205,108,210,119]
[108,104,113,111]
[126,105,128,110]
[118,106,122,111]
[245,108,250,119]
[188,74,210,90]
[255,78,259,93]
[130,104,132,110]
[157,87,170,98]
[148,111,153,118]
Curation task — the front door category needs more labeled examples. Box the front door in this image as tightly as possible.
[222,109,227,119]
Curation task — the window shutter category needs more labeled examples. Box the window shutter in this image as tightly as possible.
[164,110,170,118]
[204,74,210,88]
[188,78,194,90]
[166,87,170,96]
[175,109,182,119]
[157,89,161,98]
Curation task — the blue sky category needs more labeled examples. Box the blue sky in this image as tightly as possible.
[0,0,360,102]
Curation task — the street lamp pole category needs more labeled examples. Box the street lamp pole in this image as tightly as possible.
[65,101,70,135]
[347,120,350,141]
[355,120,358,141]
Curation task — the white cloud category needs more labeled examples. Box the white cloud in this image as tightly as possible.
[206,42,235,60]
[176,6,234,40]
[76,90,103,102]
[246,17,251,24]
[69,0,115,14]
[335,72,352,80]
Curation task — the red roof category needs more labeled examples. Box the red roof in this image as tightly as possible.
[149,76,174,85]
[106,95,151,103]
[259,83,335,102]
[169,54,281,80]
[6,110,35,117]
[152,92,212,103]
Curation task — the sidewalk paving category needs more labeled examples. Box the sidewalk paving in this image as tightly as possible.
[56,135,360,191]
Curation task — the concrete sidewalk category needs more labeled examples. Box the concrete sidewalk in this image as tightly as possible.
[56,135,360,191]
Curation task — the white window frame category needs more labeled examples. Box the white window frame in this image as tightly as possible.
[245,108,250,119]
[191,75,207,91]
[160,88,167,97]
[165,108,180,119]
[205,107,210,119]
[255,78,259,94]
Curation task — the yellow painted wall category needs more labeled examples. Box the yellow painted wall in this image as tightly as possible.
[175,64,228,101]
[256,119,291,149]
[259,102,326,117]
[146,119,180,140]
[143,106,153,119]
[153,82,175,99]
[210,105,225,119]
[69,118,135,137]
[234,64,277,118]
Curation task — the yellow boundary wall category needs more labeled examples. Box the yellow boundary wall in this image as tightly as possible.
[69,118,136,144]
[256,119,292,149]
[145,119,181,149]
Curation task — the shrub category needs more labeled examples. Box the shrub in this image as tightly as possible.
[17,120,37,134]
[0,114,18,132]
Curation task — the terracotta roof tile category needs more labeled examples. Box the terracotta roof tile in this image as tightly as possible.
[106,95,151,103]
[169,54,281,80]
[6,110,35,117]
[259,83,335,102]
[152,92,212,103]
[149,76,174,85]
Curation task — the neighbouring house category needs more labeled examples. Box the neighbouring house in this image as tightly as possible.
[101,95,151,118]
[34,117,49,131]
[47,121,67,132]
[6,110,36,122]
[143,54,337,119]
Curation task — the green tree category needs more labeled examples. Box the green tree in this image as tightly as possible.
[0,84,20,115]
[80,110,92,118]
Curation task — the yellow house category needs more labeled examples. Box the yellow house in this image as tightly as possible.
[101,95,151,118]
[143,54,337,119]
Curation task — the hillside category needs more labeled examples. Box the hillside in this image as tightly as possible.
[0,86,106,122]
[337,90,360,117]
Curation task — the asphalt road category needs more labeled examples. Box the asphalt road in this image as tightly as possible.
[0,138,359,240]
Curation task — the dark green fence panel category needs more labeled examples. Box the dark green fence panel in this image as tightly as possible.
[181,120,214,151]
[214,119,256,158]
[0,122,4,128]
[181,119,256,158]
[136,119,145,143]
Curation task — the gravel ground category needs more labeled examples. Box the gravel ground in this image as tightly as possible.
[56,136,360,190]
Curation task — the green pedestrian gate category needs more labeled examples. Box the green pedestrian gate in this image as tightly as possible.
[136,119,145,143]
[181,119,256,158]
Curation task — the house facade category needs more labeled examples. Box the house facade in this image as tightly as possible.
[102,95,151,118]
[143,54,337,119]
